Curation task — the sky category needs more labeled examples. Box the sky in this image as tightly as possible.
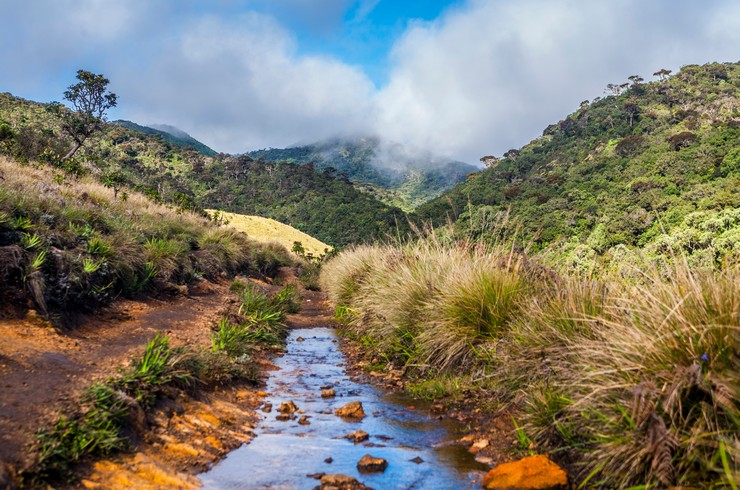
[1,0,739,164]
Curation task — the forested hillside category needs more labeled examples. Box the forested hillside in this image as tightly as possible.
[112,120,217,156]
[0,93,408,247]
[247,137,478,210]
[416,62,739,265]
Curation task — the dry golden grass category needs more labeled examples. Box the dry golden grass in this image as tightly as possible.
[207,210,331,257]
[320,231,739,488]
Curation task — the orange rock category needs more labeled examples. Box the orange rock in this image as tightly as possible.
[482,455,568,490]
[335,401,366,419]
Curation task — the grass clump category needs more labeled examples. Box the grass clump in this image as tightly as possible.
[321,233,739,488]
[211,283,301,356]
[26,326,264,485]
[0,155,291,321]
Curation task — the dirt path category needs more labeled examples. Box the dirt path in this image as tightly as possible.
[0,280,230,470]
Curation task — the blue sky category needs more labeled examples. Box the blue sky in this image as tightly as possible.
[1,0,739,162]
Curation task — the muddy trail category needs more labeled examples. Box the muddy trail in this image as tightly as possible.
[0,280,229,470]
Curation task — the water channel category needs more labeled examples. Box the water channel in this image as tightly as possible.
[200,327,486,489]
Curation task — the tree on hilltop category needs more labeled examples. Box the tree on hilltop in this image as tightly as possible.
[48,70,117,159]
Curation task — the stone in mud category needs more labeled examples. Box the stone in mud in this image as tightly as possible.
[278,400,298,414]
[335,401,365,419]
[469,439,489,454]
[344,430,369,443]
[298,415,311,425]
[357,454,387,473]
[321,389,336,398]
[482,455,568,490]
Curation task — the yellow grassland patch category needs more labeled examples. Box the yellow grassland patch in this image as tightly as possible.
[207,210,332,257]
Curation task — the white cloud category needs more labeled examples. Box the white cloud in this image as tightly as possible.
[1,0,738,163]
[118,13,376,152]
[374,0,740,162]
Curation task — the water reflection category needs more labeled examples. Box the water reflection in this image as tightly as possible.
[200,328,486,490]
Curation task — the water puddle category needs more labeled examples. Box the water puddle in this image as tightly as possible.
[200,328,486,489]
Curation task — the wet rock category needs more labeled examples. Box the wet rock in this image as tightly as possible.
[344,430,369,443]
[321,389,336,398]
[316,473,371,490]
[324,457,334,464]
[469,439,489,454]
[431,404,447,414]
[335,401,366,419]
[262,403,273,413]
[276,413,295,421]
[320,384,334,390]
[278,400,298,414]
[410,456,424,464]
[357,454,387,473]
[308,472,326,479]
[475,455,494,466]
[459,435,476,445]
[482,455,568,490]
[298,415,311,425]
[297,337,305,342]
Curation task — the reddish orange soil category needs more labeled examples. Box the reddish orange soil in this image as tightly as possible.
[0,279,230,471]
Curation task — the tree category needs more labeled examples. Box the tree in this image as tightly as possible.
[653,68,672,80]
[49,70,117,159]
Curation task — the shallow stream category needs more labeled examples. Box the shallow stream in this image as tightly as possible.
[200,327,486,489]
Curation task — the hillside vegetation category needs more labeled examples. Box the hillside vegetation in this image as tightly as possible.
[321,62,739,488]
[0,92,409,248]
[416,62,740,268]
[0,154,294,321]
[322,229,739,488]
[112,120,217,156]
[247,137,478,211]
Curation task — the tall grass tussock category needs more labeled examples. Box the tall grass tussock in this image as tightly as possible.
[0,156,292,319]
[320,228,739,488]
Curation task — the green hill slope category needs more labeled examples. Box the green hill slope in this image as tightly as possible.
[0,93,409,248]
[247,137,478,211]
[112,120,217,156]
[415,62,740,263]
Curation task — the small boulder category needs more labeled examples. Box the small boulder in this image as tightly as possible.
[278,400,299,414]
[482,455,568,490]
[298,415,311,425]
[344,430,369,443]
[316,473,372,489]
[469,439,489,454]
[357,454,388,473]
[324,457,334,464]
[322,389,336,398]
[335,401,366,419]
[410,456,424,464]
[261,403,273,413]
[276,413,295,421]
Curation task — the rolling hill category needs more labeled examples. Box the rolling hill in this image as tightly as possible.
[415,61,740,265]
[247,137,478,211]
